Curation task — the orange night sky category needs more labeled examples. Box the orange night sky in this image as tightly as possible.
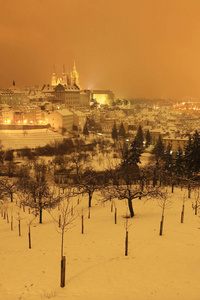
[1,0,200,99]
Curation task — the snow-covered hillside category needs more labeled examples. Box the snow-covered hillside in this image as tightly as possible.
[0,186,199,300]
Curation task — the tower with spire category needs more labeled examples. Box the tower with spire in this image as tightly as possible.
[62,65,67,85]
[51,65,57,86]
[71,62,80,88]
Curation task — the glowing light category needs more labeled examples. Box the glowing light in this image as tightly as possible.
[7,120,11,124]
[23,120,27,123]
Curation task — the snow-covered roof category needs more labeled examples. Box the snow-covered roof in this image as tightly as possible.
[55,109,73,117]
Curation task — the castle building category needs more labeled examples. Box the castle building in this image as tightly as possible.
[48,63,81,107]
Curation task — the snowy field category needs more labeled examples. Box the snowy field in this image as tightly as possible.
[0,187,200,300]
[0,129,64,150]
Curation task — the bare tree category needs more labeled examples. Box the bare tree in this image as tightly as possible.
[50,188,78,288]
[158,190,172,236]
[15,207,26,237]
[192,188,200,215]
[110,165,163,217]
[18,162,60,223]
[70,152,90,176]
[0,178,18,202]
[75,168,106,208]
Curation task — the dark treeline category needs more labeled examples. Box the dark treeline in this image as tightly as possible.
[1,128,200,220]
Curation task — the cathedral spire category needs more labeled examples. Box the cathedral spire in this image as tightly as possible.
[62,64,67,85]
[51,65,57,86]
[73,61,76,71]
[71,61,80,88]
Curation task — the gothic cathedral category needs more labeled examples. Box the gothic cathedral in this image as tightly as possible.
[51,63,80,88]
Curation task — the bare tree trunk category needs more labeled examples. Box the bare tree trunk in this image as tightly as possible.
[88,193,92,208]
[128,199,134,217]
[188,184,191,198]
[11,216,13,231]
[28,226,31,249]
[39,208,42,224]
[39,205,42,224]
[18,220,21,236]
[61,229,64,258]
[159,215,164,236]
[11,191,13,202]
[195,201,198,215]
[81,215,84,234]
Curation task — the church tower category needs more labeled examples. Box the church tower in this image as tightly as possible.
[71,62,80,88]
[62,65,67,85]
[67,72,71,85]
[51,66,57,86]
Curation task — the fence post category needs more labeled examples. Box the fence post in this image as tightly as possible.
[125,230,128,256]
[115,208,117,224]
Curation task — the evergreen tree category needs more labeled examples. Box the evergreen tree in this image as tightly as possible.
[184,135,192,176]
[145,130,151,148]
[111,122,118,141]
[163,143,174,172]
[135,125,144,148]
[174,147,185,178]
[118,122,126,138]
[152,135,165,162]
[83,122,89,138]
[122,140,142,167]
[185,131,200,174]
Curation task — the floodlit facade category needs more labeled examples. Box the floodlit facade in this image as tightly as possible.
[91,90,114,105]
[51,63,80,88]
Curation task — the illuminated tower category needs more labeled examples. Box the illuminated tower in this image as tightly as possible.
[62,65,67,85]
[71,61,80,87]
[67,72,71,85]
[51,65,57,86]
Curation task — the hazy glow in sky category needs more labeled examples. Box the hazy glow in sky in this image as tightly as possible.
[1,0,200,99]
